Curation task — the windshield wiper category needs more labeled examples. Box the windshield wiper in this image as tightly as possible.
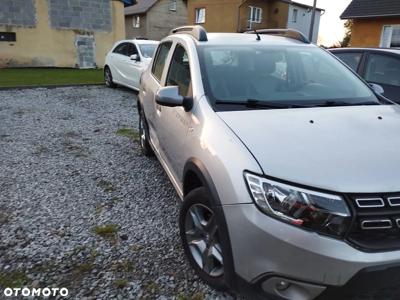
[215,99,307,109]
[316,100,380,107]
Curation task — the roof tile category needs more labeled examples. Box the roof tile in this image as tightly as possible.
[341,0,400,19]
[124,0,158,15]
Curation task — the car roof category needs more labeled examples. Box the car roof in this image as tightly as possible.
[118,39,159,45]
[330,47,400,55]
[170,32,314,47]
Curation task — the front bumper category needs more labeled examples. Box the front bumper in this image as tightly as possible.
[223,203,400,299]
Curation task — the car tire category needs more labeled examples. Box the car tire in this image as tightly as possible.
[104,66,117,88]
[179,187,229,291]
[139,109,154,156]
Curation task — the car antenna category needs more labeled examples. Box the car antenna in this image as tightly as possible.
[253,29,261,41]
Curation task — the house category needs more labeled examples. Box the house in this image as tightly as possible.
[187,0,323,43]
[0,0,125,68]
[125,0,188,40]
[341,0,400,48]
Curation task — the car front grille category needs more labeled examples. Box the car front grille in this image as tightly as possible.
[346,193,400,252]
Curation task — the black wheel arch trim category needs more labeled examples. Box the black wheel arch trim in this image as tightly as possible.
[183,158,239,292]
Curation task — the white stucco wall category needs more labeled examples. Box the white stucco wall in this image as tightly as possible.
[286,4,321,44]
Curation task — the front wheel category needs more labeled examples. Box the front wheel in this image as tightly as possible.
[179,187,229,291]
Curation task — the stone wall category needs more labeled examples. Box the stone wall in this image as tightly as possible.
[0,0,36,27]
[48,0,112,32]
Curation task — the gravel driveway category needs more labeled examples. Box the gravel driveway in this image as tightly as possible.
[0,86,234,299]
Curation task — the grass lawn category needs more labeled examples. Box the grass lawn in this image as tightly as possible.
[0,68,104,88]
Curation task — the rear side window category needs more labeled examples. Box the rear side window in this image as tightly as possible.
[365,54,400,87]
[166,44,192,96]
[335,52,362,72]
[152,42,172,81]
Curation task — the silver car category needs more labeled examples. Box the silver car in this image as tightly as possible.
[138,26,400,300]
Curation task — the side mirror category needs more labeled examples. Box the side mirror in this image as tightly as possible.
[130,54,140,61]
[370,83,384,95]
[155,86,193,112]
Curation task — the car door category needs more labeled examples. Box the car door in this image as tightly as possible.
[111,42,130,84]
[108,42,129,83]
[333,51,364,73]
[156,43,193,181]
[363,52,400,102]
[141,41,173,152]
[121,43,143,89]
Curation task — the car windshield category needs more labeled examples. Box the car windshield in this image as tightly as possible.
[139,44,158,58]
[198,45,381,110]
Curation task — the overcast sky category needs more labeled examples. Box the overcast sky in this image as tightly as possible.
[294,0,352,46]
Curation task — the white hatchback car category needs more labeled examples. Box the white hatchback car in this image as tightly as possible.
[104,39,159,91]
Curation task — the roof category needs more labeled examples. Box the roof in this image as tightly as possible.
[341,0,400,19]
[289,1,323,12]
[124,0,157,15]
[330,48,400,55]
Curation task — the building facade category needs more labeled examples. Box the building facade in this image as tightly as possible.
[187,0,322,43]
[125,0,188,41]
[341,0,400,48]
[0,0,125,68]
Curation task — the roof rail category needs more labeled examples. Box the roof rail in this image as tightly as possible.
[170,25,208,42]
[245,29,310,44]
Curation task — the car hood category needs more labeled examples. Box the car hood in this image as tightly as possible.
[217,105,400,193]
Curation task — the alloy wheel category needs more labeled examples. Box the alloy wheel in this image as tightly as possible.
[184,204,224,277]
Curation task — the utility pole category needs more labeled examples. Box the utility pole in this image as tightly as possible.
[308,0,317,42]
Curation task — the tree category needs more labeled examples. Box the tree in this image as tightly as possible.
[340,20,353,48]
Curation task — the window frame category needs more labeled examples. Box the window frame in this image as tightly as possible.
[292,8,298,23]
[132,15,140,28]
[169,0,177,12]
[248,6,262,25]
[151,41,173,83]
[165,43,193,97]
[195,7,206,24]
[380,25,400,48]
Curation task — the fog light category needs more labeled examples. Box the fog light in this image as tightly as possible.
[276,280,290,291]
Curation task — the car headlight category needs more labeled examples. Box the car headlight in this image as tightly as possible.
[244,172,351,237]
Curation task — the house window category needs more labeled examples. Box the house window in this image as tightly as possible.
[133,15,140,28]
[195,8,206,24]
[380,25,400,48]
[169,0,177,11]
[0,32,16,42]
[292,9,298,23]
[248,6,262,28]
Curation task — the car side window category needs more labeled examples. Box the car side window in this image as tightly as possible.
[152,42,173,81]
[126,43,138,57]
[166,44,192,96]
[365,54,400,87]
[335,52,362,72]
[113,43,129,56]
